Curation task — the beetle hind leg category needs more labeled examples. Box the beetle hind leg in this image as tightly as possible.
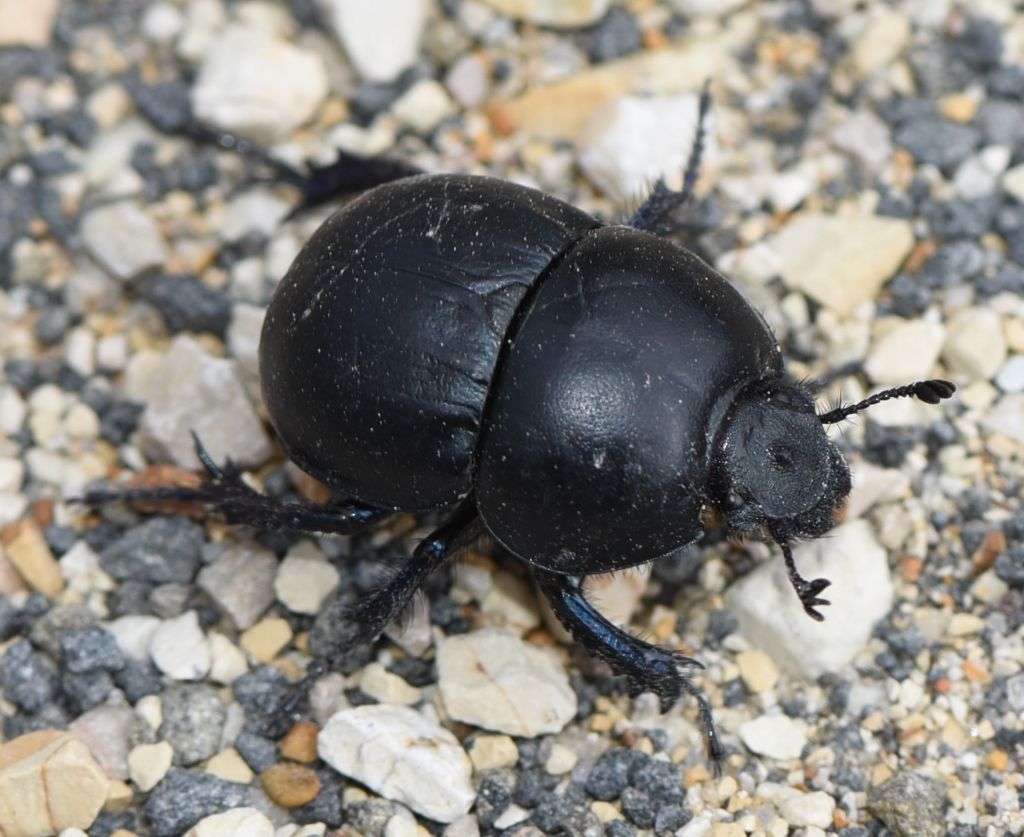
[77,432,388,536]
[534,568,723,767]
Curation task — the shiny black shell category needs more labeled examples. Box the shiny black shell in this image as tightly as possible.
[260,173,782,571]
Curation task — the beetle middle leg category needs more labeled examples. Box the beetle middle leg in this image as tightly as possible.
[534,568,723,766]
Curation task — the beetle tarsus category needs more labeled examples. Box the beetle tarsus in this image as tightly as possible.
[534,569,723,766]
[778,539,831,621]
[627,79,712,235]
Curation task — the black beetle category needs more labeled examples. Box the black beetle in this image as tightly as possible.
[85,96,954,763]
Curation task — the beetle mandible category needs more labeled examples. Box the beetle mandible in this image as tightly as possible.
[88,94,954,762]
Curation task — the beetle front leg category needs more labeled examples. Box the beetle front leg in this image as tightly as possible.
[534,568,723,766]
[777,539,831,622]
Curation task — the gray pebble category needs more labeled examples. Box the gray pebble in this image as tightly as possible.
[894,117,980,169]
[868,771,947,837]
[159,683,227,765]
[100,517,205,584]
[144,767,249,837]
[60,624,126,673]
[0,638,59,712]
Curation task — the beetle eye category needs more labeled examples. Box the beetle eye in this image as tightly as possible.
[725,492,744,510]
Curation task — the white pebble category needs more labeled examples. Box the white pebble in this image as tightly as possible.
[150,610,211,680]
[184,807,275,837]
[128,741,174,793]
[274,550,340,615]
[864,319,946,385]
[319,704,475,823]
[81,201,169,279]
[780,791,835,829]
[942,307,1007,380]
[739,714,807,760]
[320,0,430,83]
[392,79,457,135]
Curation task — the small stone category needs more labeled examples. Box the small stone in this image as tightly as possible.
[480,0,610,27]
[868,771,946,837]
[545,743,578,775]
[106,615,162,661]
[851,9,911,75]
[669,0,746,16]
[280,721,320,763]
[445,54,489,109]
[832,109,892,169]
[204,748,254,784]
[579,93,706,204]
[984,394,1024,442]
[199,543,278,630]
[736,649,780,694]
[0,458,24,493]
[895,117,980,170]
[138,335,273,469]
[1002,163,1024,202]
[150,611,211,680]
[2,519,63,597]
[864,319,946,385]
[468,735,519,772]
[942,307,1007,380]
[437,629,577,736]
[129,741,175,793]
[185,807,275,837]
[995,356,1024,392]
[392,79,457,135]
[101,516,204,585]
[260,763,321,808]
[274,549,340,616]
[160,684,226,765]
[480,570,542,634]
[208,633,249,685]
[320,0,430,83]
[726,520,893,678]
[357,662,422,705]
[780,791,835,828]
[318,704,475,823]
[105,779,134,812]
[0,731,108,835]
[240,617,292,662]
[145,768,250,837]
[0,0,59,46]
[61,625,125,673]
[738,714,807,760]
[771,213,915,315]
[192,26,328,142]
[81,202,170,280]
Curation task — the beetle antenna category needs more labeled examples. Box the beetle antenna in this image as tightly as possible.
[817,379,956,424]
[626,79,712,233]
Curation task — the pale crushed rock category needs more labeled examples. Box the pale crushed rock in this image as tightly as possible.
[391,79,457,135]
[0,0,60,47]
[274,549,340,616]
[864,318,947,385]
[477,0,610,27]
[184,807,275,837]
[81,201,170,280]
[191,25,328,142]
[208,632,249,685]
[106,614,161,661]
[726,520,893,678]
[738,714,808,760]
[128,741,174,793]
[437,628,577,737]
[355,662,422,706]
[780,791,836,828]
[984,393,1024,442]
[851,9,911,76]
[942,307,1008,381]
[769,213,915,316]
[149,610,211,680]
[318,704,475,823]
[137,335,273,469]
[579,93,708,204]
[198,543,278,630]
[319,0,430,83]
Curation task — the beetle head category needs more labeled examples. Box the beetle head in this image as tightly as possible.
[709,379,851,541]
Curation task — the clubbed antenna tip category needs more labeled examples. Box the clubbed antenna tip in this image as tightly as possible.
[818,378,956,425]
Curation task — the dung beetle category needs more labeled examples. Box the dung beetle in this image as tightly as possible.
[85,94,955,763]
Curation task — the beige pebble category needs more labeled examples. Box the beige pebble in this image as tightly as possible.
[0,731,108,836]
[357,662,422,706]
[544,743,578,775]
[736,649,781,694]
[2,519,63,597]
[590,800,622,823]
[104,779,134,812]
[240,617,292,662]
[205,748,254,784]
[469,735,519,772]
[280,721,320,763]
[128,741,173,793]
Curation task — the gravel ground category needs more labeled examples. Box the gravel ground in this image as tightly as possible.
[1,0,1023,835]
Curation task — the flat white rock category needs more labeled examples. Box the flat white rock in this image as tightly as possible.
[198,543,278,630]
[579,93,709,204]
[942,307,1007,380]
[185,807,275,837]
[319,0,430,83]
[192,25,328,142]
[477,0,610,26]
[81,201,169,279]
[739,713,807,760]
[864,319,946,385]
[437,629,576,737]
[726,520,893,678]
[275,551,341,615]
[780,790,836,828]
[318,705,475,823]
[138,335,273,469]
[0,0,59,46]
[983,393,1024,443]
[149,610,211,680]
[770,213,914,316]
